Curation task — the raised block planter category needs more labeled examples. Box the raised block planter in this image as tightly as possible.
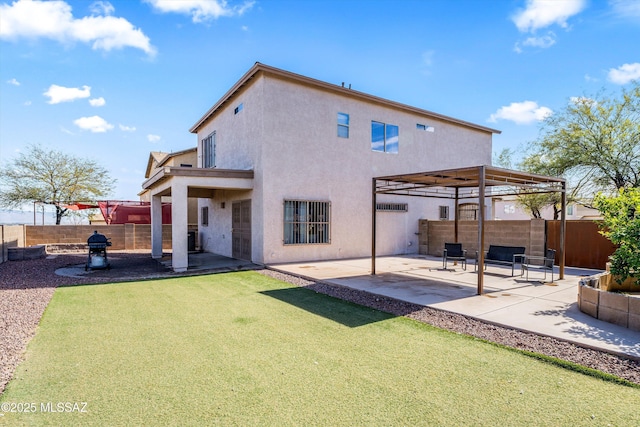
[7,245,46,261]
[578,272,640,332]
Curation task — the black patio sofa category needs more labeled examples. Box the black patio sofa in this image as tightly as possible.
[475,245,526,276]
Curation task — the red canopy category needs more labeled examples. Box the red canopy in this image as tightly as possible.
[59,201,172,224]
[98,201,172,224]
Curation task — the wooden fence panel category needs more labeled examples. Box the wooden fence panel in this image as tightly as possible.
[546,220,615,270]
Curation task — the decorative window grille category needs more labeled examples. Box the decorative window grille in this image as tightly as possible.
[439,205,449,220]
[376,202,408,212]
[284,200,330,244]
[202,132,215,168]
[458,203,479,220]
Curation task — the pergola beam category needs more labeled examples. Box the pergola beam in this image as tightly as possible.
[371,164,567,295]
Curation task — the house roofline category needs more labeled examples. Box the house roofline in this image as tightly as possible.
[189,62,502,135]
[144,147,197,178]
[156,147,197,168]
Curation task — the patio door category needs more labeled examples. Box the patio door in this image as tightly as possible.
[232,200,251,260]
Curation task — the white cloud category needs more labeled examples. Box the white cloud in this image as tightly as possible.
[146,0,255,23]
[7,78,20,86]
[90,1,115,16]
[422,50,435,67]
[44,84,91,104]
[147,134,161,142]
[609,0,640,20]
[0,0,156,56]
[608,63,640,85]
[512,0,586,32]
[119,124,136,132]
[23,100,32,106]
[89,97,106,107]
[488,101,552,125]
[521,33,556,49]
[73,115,114,133]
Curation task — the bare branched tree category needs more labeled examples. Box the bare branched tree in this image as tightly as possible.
[0,145,116,224]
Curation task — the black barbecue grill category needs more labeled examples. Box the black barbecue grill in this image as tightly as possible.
[86,231,112,271]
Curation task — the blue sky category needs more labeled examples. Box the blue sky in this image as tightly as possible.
[1,0,639,202]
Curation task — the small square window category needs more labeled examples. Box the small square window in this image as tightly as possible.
[417,123,435,132]
[234,103,243,114]
[337,112,349,138]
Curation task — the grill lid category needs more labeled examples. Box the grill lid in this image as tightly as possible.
[87,231,110,244]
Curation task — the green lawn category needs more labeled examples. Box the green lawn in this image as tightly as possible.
[1,271,638,426]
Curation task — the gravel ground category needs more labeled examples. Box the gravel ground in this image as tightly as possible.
[1,254,638,397]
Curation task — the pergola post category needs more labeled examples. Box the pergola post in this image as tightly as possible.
[454,187,459,243]
[559,180,567,279]
[371,178,377,275]
[477,166,486,295]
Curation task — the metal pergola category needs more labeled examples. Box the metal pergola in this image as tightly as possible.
[372,165,567,294]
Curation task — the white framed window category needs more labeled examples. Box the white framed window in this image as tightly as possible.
[439,205,449,220]
[202,132,215,168]
[372,121,399,153]
[284,200,330,244]
[338,112,349,138]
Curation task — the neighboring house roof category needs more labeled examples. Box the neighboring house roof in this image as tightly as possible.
[144,147,197,178]
[189,62,502,135]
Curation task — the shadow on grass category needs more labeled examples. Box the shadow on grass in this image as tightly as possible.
[260,287,396,328]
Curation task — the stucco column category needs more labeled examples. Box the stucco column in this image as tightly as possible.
[171,182,189,272]
[151,194,163,259]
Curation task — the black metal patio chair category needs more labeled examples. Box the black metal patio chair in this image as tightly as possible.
[443,242,467,270]
[521,249,556,282]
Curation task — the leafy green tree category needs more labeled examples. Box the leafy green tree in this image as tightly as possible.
[535,82,640,193]
[594,188,640,286]
[0,145,115,224]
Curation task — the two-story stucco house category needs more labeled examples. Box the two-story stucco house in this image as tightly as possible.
[142,63,500,272]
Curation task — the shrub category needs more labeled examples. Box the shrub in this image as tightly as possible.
[594,188,640,285]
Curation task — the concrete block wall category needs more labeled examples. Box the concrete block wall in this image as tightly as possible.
[24,224,174,251]
[598,291,630,327]
[578,281,640,332]
[26,225,127,249]
[1,225,26,264]
[419,219,546,258]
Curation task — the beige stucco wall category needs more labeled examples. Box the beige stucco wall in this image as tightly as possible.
[196,73,493,264]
